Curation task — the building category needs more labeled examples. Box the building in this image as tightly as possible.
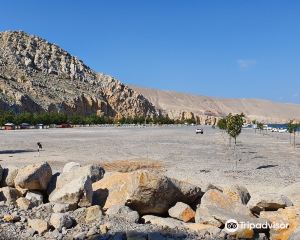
[4,123,15,130]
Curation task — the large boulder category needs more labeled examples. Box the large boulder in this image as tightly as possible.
[14,162,52,191]
[280,182,300,207]
[92,170,203,215]
[260,206,300,240]
[195,189,264,227]
[0,167,18,187]
[49,169,93,207]
[0,186,22,204]
[247,193,293,214]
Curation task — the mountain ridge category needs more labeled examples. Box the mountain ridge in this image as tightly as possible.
[130,84,300,123]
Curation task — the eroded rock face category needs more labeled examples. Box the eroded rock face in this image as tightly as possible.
[92,170,203,215]
[14,162,52,191]
[0,31,157,118]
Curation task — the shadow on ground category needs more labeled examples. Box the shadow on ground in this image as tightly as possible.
[0,149,37,154]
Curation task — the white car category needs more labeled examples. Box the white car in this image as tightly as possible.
[196,128,204,134]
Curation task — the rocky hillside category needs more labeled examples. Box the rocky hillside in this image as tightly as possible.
[131,85,300,124]
[0,31,157,118]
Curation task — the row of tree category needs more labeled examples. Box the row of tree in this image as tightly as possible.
[0,111,180,126]
[287,121,300,148]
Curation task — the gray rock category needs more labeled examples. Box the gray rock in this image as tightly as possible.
[247,193,293,214]
[50,213,74,231]
[106,204,139,223]
[25,191,43,207]
[142,215,184,229]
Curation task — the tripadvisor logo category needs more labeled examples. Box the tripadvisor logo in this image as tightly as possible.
[225,219,239,233]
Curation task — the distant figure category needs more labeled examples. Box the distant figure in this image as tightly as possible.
[37,142,42,156]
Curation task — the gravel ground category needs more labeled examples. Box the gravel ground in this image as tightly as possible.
[0,125,299,195]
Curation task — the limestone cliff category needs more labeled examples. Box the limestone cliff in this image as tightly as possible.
[0,31,157,118]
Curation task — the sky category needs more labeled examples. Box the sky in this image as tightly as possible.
[1,1,300,103]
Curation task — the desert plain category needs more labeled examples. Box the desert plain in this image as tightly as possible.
[1,125,299,195]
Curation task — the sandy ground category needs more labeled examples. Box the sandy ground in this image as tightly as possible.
[0,125,299,195]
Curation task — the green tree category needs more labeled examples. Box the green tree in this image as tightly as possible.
[226,113,245,145]
[257,122,264,134]
[287,121,299,148]
[217,118,227,131]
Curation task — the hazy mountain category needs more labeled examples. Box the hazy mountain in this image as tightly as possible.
[131,85,300,123]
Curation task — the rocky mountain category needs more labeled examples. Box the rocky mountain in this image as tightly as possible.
[0,31,157,118]
[131,85,300,124]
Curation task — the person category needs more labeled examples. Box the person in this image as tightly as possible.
[37,142,42,156]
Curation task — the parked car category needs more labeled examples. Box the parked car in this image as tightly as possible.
[196,128,204,134]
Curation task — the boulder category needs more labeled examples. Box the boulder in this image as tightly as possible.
[106,205,139,223]
[222,185,251,205]
[142,215,184,229]
[16,197,31,210]
[85,205,103,223]
[28,218,49,234]
[0,167,18,187]
[92,170,203,215]
[52,203,77,213]
[49,169,93,207]
[260,206,300,240]
[62,162,81,173]
[280,182,300,206]
[247,193,293,214]
[14,162,52,191]
[50,213,74,230]
[25,191,43,207]
[0,186,22,204]
[168,202,195,222]
[195,189,263,227]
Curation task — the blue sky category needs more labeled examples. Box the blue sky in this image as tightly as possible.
[1,1,300,103]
